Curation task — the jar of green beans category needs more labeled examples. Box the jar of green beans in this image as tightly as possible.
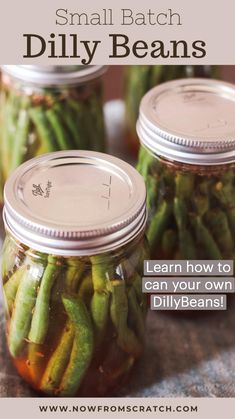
[125,65,219,155]
[1,150,148,396]
[136,78,235,260]
[0,65,107,203]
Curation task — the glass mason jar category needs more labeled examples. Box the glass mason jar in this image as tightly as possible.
[136,78,235,260]
[124,65,219,155]
[0,65,107,203]
[1,151,148,397]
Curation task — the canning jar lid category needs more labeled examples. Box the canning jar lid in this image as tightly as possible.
[137,78,235,165]
[3,151,147,256]
[1,65,107,86]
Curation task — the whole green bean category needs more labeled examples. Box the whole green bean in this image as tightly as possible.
[58,295,94,396]
[29,256,61,344]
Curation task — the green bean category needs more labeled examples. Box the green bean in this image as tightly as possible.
[4,266,25,315]
[10,98,30,171]
[78,273,93,304]
[64,259,84,293]
[28,343,46,383]
[212,180,235,236]
[149,65,164,87]
[1,236,20,281]
[53,102,77,149]
[162,229,177,257]
[146,175,158,211]
[173,197,187,230]
[8,259,44,357]
[132,274,148,317]
[147,200,172,250]
[125,66,151,133]
[29,106,58,152]
[2,91,20,172]
[46,108,74,150]
[40,321,75,395]
[58,295,94,396]
[174,197,197,259]
[191,216,222,259]
[127,286,145,341]
[29,256,61,344]
[67,99,88,149]
[110,280,142,358]
[192,193,209,217]
[175,172,195,200]
[90,255,112,290]
[87,95,106,151]
[0,167,3,204]
[179,229,197,259]
[90,292,110,345]
[206,209,235,255]
[90,255,111,344]
[1,91,13,177]
[65,103,84,149]
[136,146,155,181]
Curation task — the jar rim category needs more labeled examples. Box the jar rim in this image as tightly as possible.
[1,65,107,86]
[137,78,235,166]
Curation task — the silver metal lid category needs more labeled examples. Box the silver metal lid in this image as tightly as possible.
[3,151,147,256]
[1,65,107,86]
[137,78,235,165]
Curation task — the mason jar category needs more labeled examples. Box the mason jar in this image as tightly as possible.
[136,78,235,260]
[1,150,148,397]
[0,65,107,203]
[124,65,219,155]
